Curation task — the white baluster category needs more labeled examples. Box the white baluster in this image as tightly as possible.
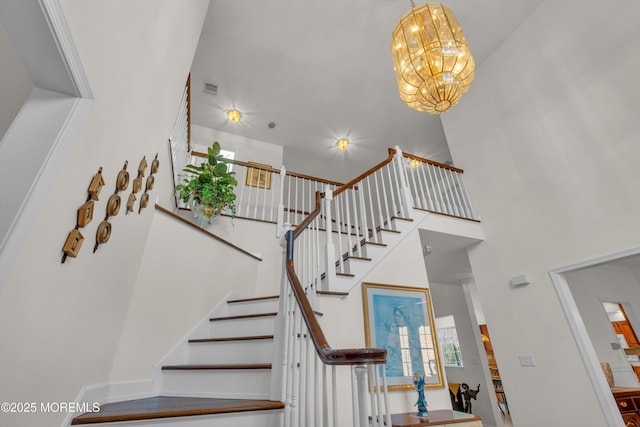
[382,365,391,427]
[276,167,287,238]
[344,189,354,258]
[393,147,414,218]
[443,168,461,216]
[237,164,246,217]
[334,196,344,274]
[427,163,443,212]
[368,365,379,427]
[323,188,335,291]
[372,173,384,239]
[354,365,369,427]
[457,172,478,220]
[417,161,433,211]
[261,168,269,220]
[386,165,398,219]
[322,363,328,427]
[332,366,338,427]
[351,366,360,427]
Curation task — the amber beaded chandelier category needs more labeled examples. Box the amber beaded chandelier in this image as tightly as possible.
[391,2,474,114]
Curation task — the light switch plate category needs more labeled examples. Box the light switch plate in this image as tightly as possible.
[518,354,536,367]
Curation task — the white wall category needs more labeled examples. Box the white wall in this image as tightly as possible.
[0,2,210,426]
[566,264,640,386]
[0,22,32,140]
[109,211,268,380]
[192,124,283,169]
[430,282,500,427]
[440,1,640,425]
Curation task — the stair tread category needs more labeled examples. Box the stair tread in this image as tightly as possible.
[317,290,349,296]
[71,396,284,425]
[162,363,272,370]
[336,272,355,277]
[390,215,413,222]
[345,255,372,261]
[189,335,274,343]
[378,227,401,233]
[210,312,277,321]
[227,295,279,304]
[362,241,387,247]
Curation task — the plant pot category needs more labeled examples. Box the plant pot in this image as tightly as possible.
[189,200,221,227]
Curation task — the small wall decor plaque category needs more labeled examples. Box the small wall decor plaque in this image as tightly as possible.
[62,167,103,263]
[138,154,159,214]
[88,168,105,201]
[93,161,128,253]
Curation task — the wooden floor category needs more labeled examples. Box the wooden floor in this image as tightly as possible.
[71,396,284,425]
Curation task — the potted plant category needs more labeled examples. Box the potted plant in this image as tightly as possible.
[174,141,237,226]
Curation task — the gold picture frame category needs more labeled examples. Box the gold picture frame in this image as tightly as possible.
[362,282,444,390]
[245,161,272,190]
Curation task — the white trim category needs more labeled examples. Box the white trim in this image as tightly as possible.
[0,0,92,289]
[548,247,640,427]
[0,95,92,287]
[39,0,93,99]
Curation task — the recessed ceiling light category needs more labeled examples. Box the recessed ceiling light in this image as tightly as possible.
[336,138,349,150]
[227,109,241,123]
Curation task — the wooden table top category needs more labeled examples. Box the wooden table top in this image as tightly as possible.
[390,410,481,426]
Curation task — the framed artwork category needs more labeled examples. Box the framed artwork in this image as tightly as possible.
[245,161,272,190]
[362,282,444,390]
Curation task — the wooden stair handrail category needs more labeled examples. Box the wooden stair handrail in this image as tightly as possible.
[332,148,395,198]
[284,147,465,366]
[285,154,401,366]
[402,151,465,173]
[285,231,386,365]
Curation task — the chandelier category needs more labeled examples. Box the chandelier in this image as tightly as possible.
[391,2,474,114]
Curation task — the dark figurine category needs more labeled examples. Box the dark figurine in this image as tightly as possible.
[461,383,480,413]
[413,373,428,417]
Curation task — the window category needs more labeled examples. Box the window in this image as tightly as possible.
[436,315,463,367]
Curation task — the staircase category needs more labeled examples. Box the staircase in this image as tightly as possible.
[72,296,285,426]
[70,147,480,427]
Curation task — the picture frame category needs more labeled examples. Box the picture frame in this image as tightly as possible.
[245,161,272,190]
[362,282,444,390]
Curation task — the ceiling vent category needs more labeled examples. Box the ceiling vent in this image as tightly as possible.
[203,82,218,95]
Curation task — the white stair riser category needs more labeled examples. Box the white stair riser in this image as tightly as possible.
[209,317,276,338]
[188,340,274,364]
[226,299,279,316]
[79,410,282,427]
[360,244,387,259]
[161,369,272,398]
[342,258,371,277]
[376,229,403,247]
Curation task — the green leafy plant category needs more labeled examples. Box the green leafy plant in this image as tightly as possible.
[174,141,237,218]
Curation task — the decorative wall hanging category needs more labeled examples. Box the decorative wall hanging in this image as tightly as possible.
[139,153,159,214]
[127,156,145,215]
[126,193,137,213]
[93,161,128,253]
[61,167,103,263]
[245,161,272,190]
[88,168,105,200]
[362,282,444,390]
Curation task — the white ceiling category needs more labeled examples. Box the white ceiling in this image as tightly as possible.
[189,0,545,179]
